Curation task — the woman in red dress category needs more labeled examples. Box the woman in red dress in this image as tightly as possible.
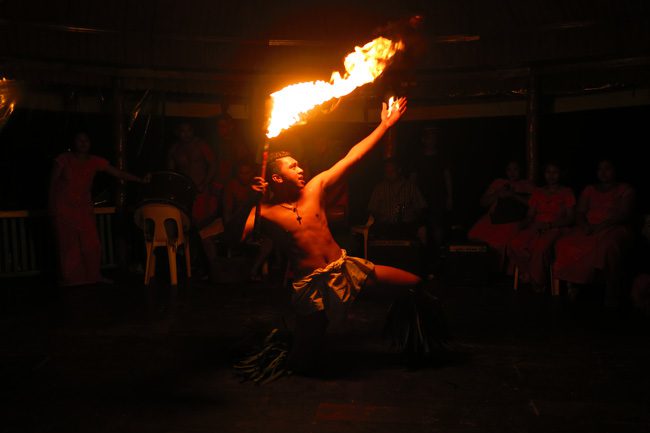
[468,161,535,269]
[553,159,635,305]
[508,163,575,291]
[49,132,144,286]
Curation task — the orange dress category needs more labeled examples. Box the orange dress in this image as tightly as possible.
[553,184,634,284]
[508,187,575,285]
[50,153,108,286]
[468,178,535,267]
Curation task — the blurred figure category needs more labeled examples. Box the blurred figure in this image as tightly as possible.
[553,159,635,306]
[369,158,427,241]
[507,162,575,291]
[50,132,144,286]
[468,161,534,269]
[412,126,453,274]
[214,113,251,185]
[224,161,272,280]
[168,121,222,282]
[223,161,256,223]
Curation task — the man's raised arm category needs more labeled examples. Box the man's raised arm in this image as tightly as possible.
[318,97,407,189]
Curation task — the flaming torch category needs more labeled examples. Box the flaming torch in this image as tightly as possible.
[254,37,404,231]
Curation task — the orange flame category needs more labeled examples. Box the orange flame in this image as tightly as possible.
[266,37,404,139]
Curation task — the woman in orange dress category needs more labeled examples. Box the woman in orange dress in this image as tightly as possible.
[507,163,575,291]
[553,159,635,305]
[49,132,145,286]
[468,161,535,268]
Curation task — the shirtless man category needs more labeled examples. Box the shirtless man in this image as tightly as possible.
[226,98,445,370]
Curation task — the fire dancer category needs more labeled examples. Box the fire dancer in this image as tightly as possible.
[226,98,446,373]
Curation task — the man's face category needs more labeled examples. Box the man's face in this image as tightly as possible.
[176,123,194,144]
[74,133,91,153]
[597,161,615,183]
[274,157,305,189]
[506,162,521,181]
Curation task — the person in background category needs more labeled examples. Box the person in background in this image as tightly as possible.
[50,131,145,286]
[468,161,534,270]
[507,162,575,292]
[168,121,222,282]
[224,160,273,281]
[368,158,427,242]
[214,113,252,186]
[553,159,635,306]
[412,126,453,276]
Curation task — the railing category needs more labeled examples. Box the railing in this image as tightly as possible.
[0,207,117,277]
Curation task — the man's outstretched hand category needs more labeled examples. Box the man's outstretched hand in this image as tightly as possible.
[381,97,407,128]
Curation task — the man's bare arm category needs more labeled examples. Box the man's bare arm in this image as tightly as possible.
[317,98,407,190]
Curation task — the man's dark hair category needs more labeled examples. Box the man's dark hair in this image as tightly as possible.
[267,151,292,180]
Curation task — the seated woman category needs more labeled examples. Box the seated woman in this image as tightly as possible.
[468,161,534,269]
[553,159,635,306]
[507,162,575,292]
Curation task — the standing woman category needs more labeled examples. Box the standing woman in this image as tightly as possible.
[507,162,575,292]
[553,159,635,305]
[49,132,145,286]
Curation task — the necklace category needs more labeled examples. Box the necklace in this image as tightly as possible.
[279,203,303,224]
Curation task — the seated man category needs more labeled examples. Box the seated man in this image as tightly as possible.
[368,158,427,241]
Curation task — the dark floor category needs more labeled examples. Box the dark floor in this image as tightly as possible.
[2,271,649,433]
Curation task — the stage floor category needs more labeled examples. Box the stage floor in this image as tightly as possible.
[2,272,649,433]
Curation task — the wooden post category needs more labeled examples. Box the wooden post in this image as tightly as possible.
[526,71,540,183]
[112,78,128,269]
[384,128,396,160]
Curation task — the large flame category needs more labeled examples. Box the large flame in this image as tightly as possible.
[266,37,404,139]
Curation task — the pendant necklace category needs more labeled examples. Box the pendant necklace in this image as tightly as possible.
[279,203,302,224]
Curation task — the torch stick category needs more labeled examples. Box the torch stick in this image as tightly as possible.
[253,139,270,236]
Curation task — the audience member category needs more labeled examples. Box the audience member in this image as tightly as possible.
[50,132,144,286]
[553,159,635,306]
[507,162,575,291]
[412,126,453,273]
[168,121,222,282]
[368,158,427,241]
[468,161,534,269]
[214,113,251,186]
[224,160,272,280]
